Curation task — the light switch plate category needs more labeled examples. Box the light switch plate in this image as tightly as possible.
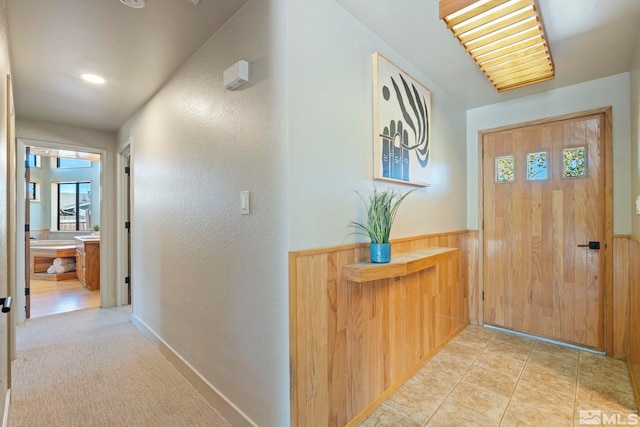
[636,195,640,215]
[240,191,250,215]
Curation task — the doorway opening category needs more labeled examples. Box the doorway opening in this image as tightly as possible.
[18,141,103,320]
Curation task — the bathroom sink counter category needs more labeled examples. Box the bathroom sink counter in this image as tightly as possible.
[74,236,100,290]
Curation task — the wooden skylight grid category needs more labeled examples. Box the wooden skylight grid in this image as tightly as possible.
[440,0,554,92]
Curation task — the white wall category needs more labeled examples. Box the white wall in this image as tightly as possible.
[116,0,289,425]
[631,33,640,238]
[467,73,632,234]
[115,0,467,424]
[15,119,118,319]
[288,0,468,251]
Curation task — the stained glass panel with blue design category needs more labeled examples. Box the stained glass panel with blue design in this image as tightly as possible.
[527,151,548,181]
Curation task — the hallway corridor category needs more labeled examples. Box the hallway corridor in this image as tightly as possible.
[9,307,229,426]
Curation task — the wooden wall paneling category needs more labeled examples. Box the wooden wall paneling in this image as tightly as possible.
[612,236,630,359]
[298,251,329,426]
[463,231,479,324]
[288,252,299,427]
[289,231,471,427]
[627,236,640,410]
[328,250,350,426]
[602,108,614,356]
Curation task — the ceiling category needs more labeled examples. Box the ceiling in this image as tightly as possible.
[337,0,640,108]
[5,0,248,132]
[5,0,640,133]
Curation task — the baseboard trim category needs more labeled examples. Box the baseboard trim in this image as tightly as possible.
[3,388,10,427]
[131,314,257,427]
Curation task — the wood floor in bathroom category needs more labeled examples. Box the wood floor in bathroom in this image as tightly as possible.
[30,278,100,318]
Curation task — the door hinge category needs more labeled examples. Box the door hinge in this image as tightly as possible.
[124,276,130,284]
[482,291,485,301]
[125,166,130,175]
[25,224,30,232]
[125,221,130,229]
[24,288,30,296]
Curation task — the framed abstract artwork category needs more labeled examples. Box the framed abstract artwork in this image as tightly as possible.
[373,53,431,187]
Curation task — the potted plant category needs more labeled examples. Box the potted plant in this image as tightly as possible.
[349,187,416,263]
[93,224,100,235]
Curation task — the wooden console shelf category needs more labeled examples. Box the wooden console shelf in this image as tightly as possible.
[341,247,459,283]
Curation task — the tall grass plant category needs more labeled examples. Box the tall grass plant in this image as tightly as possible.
[349,187,416,244]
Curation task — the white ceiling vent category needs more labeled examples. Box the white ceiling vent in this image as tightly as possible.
[120,0,145,8]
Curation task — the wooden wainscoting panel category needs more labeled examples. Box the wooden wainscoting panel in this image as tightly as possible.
[613,236,630,359]
[627,236,640,409]
[463,230,480,324]
[290,231,470,427]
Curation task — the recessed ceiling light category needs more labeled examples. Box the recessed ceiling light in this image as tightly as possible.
[120,0,145,8]
[81,74,106,85]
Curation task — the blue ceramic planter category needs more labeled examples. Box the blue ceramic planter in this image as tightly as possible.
[370,243,391,263]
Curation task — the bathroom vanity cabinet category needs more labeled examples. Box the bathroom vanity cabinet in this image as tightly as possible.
[75,236,100,290]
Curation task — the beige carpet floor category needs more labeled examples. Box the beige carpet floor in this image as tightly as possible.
[9,306,230,427]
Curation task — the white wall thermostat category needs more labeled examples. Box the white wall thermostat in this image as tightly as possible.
[224,60,249,91]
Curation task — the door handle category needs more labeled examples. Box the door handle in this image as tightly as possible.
[0,297,12,313]
[577,241,600,250]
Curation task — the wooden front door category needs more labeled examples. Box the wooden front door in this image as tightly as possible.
[482,110,610,351]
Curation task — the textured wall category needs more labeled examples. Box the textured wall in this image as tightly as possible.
[117,0,289,425]
[466,73,632,234]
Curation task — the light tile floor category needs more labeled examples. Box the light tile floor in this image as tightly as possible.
[361,325,638,427]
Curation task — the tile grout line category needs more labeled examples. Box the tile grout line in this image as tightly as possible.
[374,333,495,426]
[573,351,583,426]
[375,403,424,426]
[497,339,536,427]
[421,331,495,426]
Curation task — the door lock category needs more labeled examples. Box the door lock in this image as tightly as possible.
[577,241,600,250]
